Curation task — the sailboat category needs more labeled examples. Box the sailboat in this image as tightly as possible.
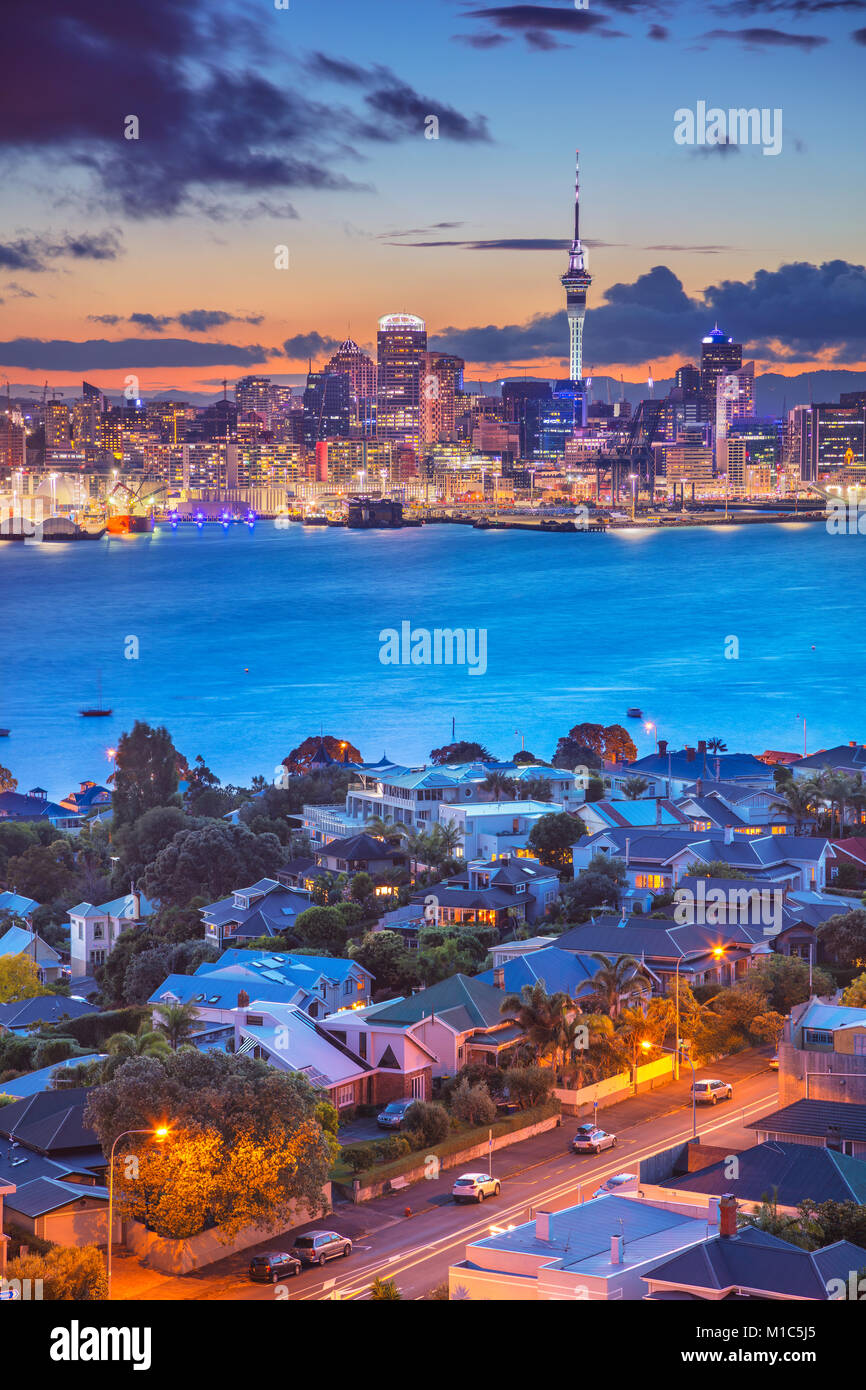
[80,671,113,718]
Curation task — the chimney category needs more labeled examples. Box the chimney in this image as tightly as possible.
[624,837,631,866]
[657,739,668,757]
[535,1210,552,1241]
[130,882,141,919]
[697,740,706,756]
[696,778,703,797]
[708,1196,720,1227]
[724,825,734,845]
[610,1234,624,1264]
[685,746,696,762]
[237,989,250,1009]
[493,966,505,990]
[719,1193,737,1238]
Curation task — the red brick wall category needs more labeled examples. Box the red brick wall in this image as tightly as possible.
[370,1067,432,1105]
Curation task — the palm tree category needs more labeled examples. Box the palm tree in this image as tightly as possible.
[105,1023,172,1061]
[500,980,571,1066]
[622,777,649,801]
[480,771,516,802]
[770,779,817,836]
[369,1276,402,1300]
[403,827,431,884]
[740,1193,822,1250]
[557,1009,614,1084]
[521,775,553,802]
[706,737,728,754]
[365,814,409,845]
[425,821,462,865]
[152,1001,200,1050]
[586,953,651,1019]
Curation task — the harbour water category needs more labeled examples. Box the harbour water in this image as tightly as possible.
[0,519,861,796]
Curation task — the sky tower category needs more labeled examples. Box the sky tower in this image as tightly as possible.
[561,150,592,383]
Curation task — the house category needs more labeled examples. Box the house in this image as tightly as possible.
[644,1206,866,1301]
[0,993,98,1035]
[59,781,113,816]
[311,832,406,877]
[1,1175,115,1249]
[576,798,690,838]
[826,837,866,888]
[0,890,40,921]
[437,799,564,861]
[776,999,866,1105]
[353,973,524,1076]
[448,1194,722,1301]
[490,935,558,968]
[0,786,82,830]
[476,945,600,1001]
[748,1099,866,1160]
[676,779,801,835]
[555,915,755,991]
[68,890,154,978]
[623,740,775,798]
[658,1140,866,1214]
[410,855,560,929]
[771,894,857,966]
[791,742,866,780]
[0,1055,105,1098]
[200,878,312,950]
[0,1176,11,1276]
[233,999,433,1109]
[572,827,830,895]
[0,925,63,986]
[374,903,428,950]
[0,1088,106,1174]
[148,947,373,1025]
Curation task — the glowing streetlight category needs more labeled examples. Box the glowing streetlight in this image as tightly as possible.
[107,1125,172,1297]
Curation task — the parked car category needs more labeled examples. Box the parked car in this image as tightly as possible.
[691,1078,733,1105]
[769,1055,779,1071]
[452,1172,501,1204]
[377,1098,418,1129]
[593,1172,639,1198]
[291,1231,353,1266]
[248,1251,301,1283]
[572,1127,617,1154]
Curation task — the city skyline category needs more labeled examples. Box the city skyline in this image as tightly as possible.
[2,0,866,395]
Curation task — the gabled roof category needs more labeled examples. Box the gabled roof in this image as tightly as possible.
[476,946,599,997]
[0,890,40,917]
[749,1099,866,1143]
[0,1088,100,1155]
[645,1226,866,1300]
[0,790,72,821]
[661,1141,866,1206]
[792,744,866,774]
[0,925,60,965]
[316,832,404,861]
[0,994,98,1031]
[371,974,515,1032]
[6,1175,109,1218]
[235,1001,370,1085]
[795,1001,866,1033]
[581,799,690,829]
[68,892,154,919]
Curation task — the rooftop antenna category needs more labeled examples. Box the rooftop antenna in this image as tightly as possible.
[647,365,655,399]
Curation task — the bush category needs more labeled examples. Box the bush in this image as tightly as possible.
[5,1245,107,1300]
[0,1034,36,1075]
[450,1079,497,1127]
[50,1006,150,1049]
[341,1142,379,1174]
[501,1065,554,1110]
[405,1100,449,1148]
[33,1037,79,1069]
[380,1135,411,1162]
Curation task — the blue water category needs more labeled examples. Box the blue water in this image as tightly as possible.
[0,519,861,799]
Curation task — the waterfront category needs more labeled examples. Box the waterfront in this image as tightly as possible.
[0,520,861,794]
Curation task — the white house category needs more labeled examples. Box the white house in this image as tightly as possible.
[68,891,153,978]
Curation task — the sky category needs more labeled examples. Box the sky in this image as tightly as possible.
[1,0,865,396]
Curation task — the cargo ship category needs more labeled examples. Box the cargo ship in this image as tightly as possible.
[106,513,154,535]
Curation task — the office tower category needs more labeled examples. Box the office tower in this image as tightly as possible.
[805,403,866,481]
[421,352,464,444]
[326,339,377,436]
[45,400,71,455]
[666,426,714,490]
[235,376,273,426]
[0,411,26,469]
[502,381,552,458]
[560,150,592,383]
[302,371,351,449]
[376,314,427,455]
[715,360,756,447]
[675,364,702,396]
[700,325,742,406]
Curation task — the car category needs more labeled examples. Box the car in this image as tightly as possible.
[248,1251,301,1283]
[451,1172,501,1204]
[593,1172,639,1199]
[376,1098,418,1129]
[571,1127,617,1154]
[291,1231,353,1266]
[691,1078,733,1105]
[769,1055,779,1071]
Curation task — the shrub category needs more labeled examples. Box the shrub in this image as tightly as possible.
[450,1079,497,1127]
[50,1006,149,1049]
[380,1135,411,1162]
[5,1245,107,1300]
[34,1037,79,1069]
[501,1065,554,1110]
[404,1099,449,1147]
[341,1142,379,1174]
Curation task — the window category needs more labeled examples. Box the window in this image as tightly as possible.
[635,874,665,890]
[336,1085,354,1107]
[411,1074,424,1099]
[804,1029,833,1047]
[343,979,353,995]
[246,1014,263,1026]
[93,923,104,940]
[515,883,526,895]
[358,1033,367,1059]
[853,1034,866,1056]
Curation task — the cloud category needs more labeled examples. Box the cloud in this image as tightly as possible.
[691,138,742,156]
[282,332,342,360]
[463,4,627,45]
[4,282,37,298]
[719,0,865,12]
[88,309,265,334]
[129,313,174,332]
[428,260,866,366]
[0,337,269,370]
[0,229,122,272]
[702,26,829,48]
[854,24,866,38]
[451,32,512,47]
[648,24,670,40]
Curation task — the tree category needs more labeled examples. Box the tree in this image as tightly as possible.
[770,781,816,836]
[521,775,553,802]
[0,764,17,793]
[566,724,606,757]
[84,1051,333,1240]
[602,724,637,763]
[349,931,420,995]
[551,737,602,772]
[293,905,351,955]
[842,972,866,1007]
[105,1023,171,1066]
[740,1195,822,1250]
[586,953,651,1019]
[429,741,493,766]
[282,735,362,775]
[450,1079,497,1126]
[122,948,177,1006]
[819,909,866,969]
[480,771,516,801]
[499,980,570,1066]
[112,805,189,884]
[500,1064,553,1109]
[364,815,409,845]
[404,1099,449,1146]
[749,954,833,1013]
[562,854,627,914]
[684,860,749,881]
[152,1001,200,1049]
[527,812,582,871]
[370,1277,402,1300]
[5,838,74,902]
[425,821,462,866]
[348,871,374,904]
[622,777,650,800]
[112,722,180,828]
[0,951,47,1004]
[706,738,728,754]
[143,822,285,908]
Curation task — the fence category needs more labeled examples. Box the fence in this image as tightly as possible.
[553,1055,674,1115]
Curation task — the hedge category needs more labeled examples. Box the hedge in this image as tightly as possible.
[351,1101,561,1188]
[42,1006,150,1048]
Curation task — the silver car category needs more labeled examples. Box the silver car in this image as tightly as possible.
[291,1230,353,1266]
[571,1127,617,1154]
[691,1078,733,1105]
[451,1172,501,1204]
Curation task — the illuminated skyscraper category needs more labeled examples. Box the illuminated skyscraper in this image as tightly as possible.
[422,352,464,444]
[376,313,427,454]
[326,338,377,435]
[700,326,742,403]
[560,150,592,383]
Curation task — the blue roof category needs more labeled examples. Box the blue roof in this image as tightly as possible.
[476,946,599,998]
[0,891,40,917]
[797,1002,866,1033]
[0,1054,105,1098]
[0,925,58,965]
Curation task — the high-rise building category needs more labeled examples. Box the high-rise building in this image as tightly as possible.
[326,339,377,436]
[235,376,273,425]
[715,360,755,448]
[674,364,702,396]
[502,381,552,458]
[560,150,592,383]
[302,371,351,449]
[45,400,71,455]
[376,314,427,455]
[700,326,742,407]
[421,352,464,445]
[806,403,865,481]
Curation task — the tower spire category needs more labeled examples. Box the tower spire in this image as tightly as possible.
[561,148,592,383]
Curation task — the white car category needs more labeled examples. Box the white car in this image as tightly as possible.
[593,1173,639,1198]
[691,1079,733,1105]
[452,1172,501,1204]
[571,1127,617,1154]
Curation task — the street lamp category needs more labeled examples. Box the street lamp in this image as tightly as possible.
[642,1040,698,1138]
[629,472,637,522]
[107,1125,171,1298]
